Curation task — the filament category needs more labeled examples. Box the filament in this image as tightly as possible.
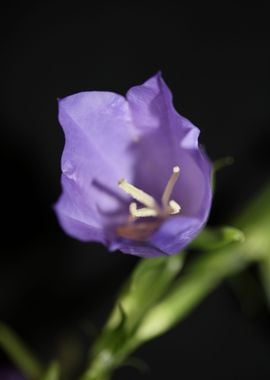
[161,166,180,208]
[118,179,158,209]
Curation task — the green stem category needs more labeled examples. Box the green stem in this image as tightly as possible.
[133,244,251,343]
[0,322,43,379]
[41,361,60,380]
[81,184,270,380]
[81,238,263,380]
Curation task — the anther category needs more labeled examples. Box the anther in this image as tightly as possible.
[168,199,181,214]
[129,202,159,218]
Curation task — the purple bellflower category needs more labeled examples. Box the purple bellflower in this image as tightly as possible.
[55,73,212,257]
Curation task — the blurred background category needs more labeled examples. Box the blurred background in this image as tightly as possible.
[0,1,270,379]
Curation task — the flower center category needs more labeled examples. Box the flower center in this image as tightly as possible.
[116,166,181,241]
[118,166,181,220]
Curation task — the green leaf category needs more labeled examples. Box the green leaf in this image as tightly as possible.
[213,156,234,173]
[189,226,245,251]
[134,245,249,343]
[235,183,270,257]
[42,362,60,380]
[0,322,43,379]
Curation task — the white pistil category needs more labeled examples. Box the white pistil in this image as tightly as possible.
[161,166,180,208]
[118,166,181,219]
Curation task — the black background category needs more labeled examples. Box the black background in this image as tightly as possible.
[1,1,270,379]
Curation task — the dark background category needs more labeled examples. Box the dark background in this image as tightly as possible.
[1,1,270,379]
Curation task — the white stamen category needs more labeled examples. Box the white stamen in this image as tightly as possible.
[161,166,180,208]
[129,202,159,218]
[118,179,158,209]
[168,200,181,214]
[118,166,181,220]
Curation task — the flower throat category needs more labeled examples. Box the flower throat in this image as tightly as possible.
[116,166,181,241]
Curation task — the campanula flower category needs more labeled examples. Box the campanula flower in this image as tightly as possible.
[55,73,212,257]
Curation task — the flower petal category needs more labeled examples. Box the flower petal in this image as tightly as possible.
[111,215,206,257]
[127,72,212,219]
[55,175,108,244]
[109,239,165,258]
[150,215,205,254]
[126,73,179,200]
[56,91,137,238]
[59,91,136,182]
